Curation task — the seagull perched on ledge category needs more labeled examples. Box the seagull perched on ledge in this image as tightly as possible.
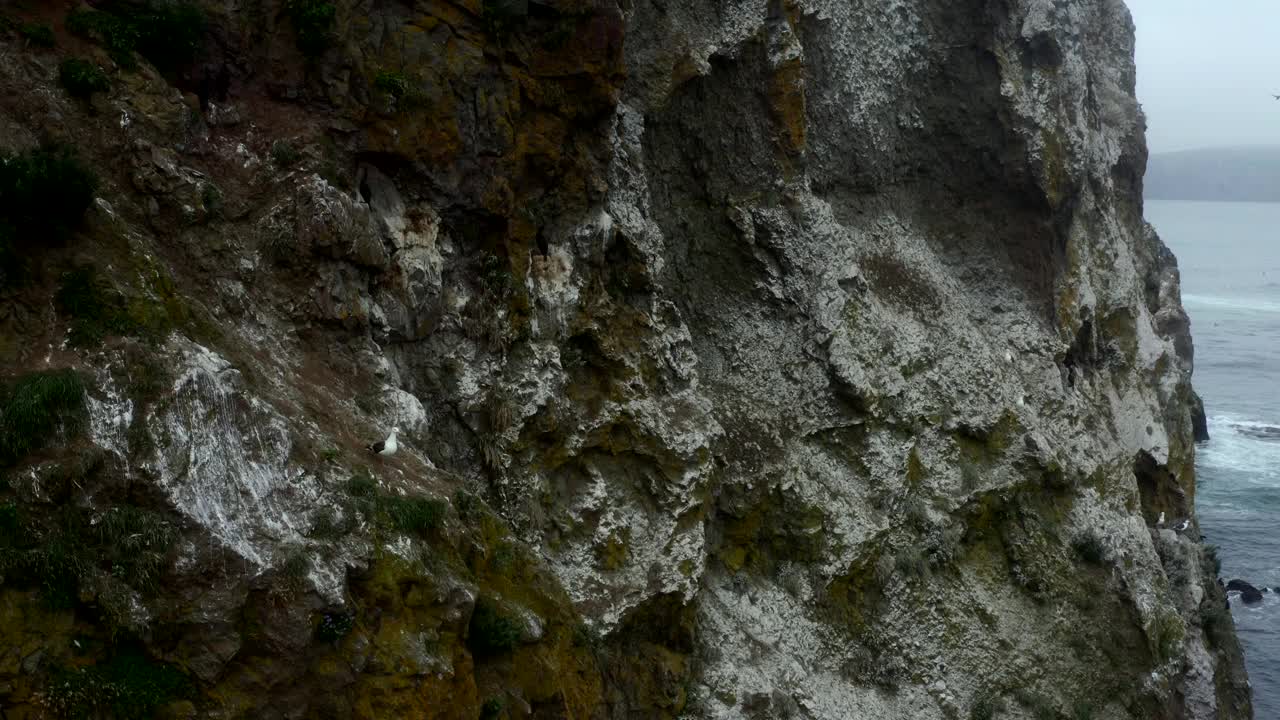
[1156,512,1165,528]
[1175,519,1190,533]
[367,426,400,456]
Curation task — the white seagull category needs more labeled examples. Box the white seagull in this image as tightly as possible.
[1174,519,1190,532]
[367,426,400,456]
[1156,512,1165,527]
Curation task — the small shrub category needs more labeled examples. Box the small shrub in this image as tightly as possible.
[374,70,410,100]
[453,490,483,520]
[66,2,204,72]
[346,471,378,500]
[1072,700,1095,720]
[481,698,503,719]
[0,144,96,251]
[468,599,521,658]
[19,22,55,47]
[321,446,340,462]
[270,140,300,168]
[59,58,111,99]
[1204,544,1222,576]
[286,0,336,57]
[131,1,205,72]
[316,610,354,643]
[1200,600,1231,640]
[0,369,86,465]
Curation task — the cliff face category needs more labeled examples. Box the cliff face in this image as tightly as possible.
[0,1,1252,719]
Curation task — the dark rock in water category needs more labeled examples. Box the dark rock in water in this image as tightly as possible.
[1227,579,1265,604]
[1232,423,1280,442]
[1190,390,1210,442]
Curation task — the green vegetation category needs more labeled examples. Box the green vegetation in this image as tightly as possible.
[374,70,409,100]
[285,0,336,57]
[270,140,300,168]
[19,22,55,47]
[373,70,426,109]
[384,495,446,536]
[94,506,178,590]
[0,145,96,286]
[0,369,86,466]
[56,265,176,346]
[59,58,111,99]
[468,598,521,658]
[343,471,446,538]
[1150,610,1185,664]
[67,1,205,72]
[315,610,354,643]
[44,647,192,720]
[481,698,504,719]
[1204,544,1222,576]
[0,502,176,612]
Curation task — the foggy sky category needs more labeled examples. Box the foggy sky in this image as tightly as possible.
[1126,0,1280,154]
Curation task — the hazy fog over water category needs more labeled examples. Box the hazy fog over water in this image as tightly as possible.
[1126,0,1280,153]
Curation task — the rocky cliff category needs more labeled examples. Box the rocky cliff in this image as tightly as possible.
[0,0,1253,718]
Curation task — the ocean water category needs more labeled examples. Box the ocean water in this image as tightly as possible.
[1147,199,1280,716]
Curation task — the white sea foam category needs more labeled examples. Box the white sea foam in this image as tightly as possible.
[1182,294,1280,314]
[1198,415,1280,480]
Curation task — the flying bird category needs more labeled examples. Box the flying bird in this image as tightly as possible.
[367,426,400,456]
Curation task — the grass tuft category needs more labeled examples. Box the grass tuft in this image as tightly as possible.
[59,58,110,99]
[19,22,55,47]
[384,496,446,537]
[0,145,96,286]
[0,369,86,466]
[44,646,192,719]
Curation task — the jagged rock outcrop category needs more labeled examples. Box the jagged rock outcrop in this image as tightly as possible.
[0,0,1252,719]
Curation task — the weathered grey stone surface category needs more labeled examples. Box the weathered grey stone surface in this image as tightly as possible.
[0,0,1252,717]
